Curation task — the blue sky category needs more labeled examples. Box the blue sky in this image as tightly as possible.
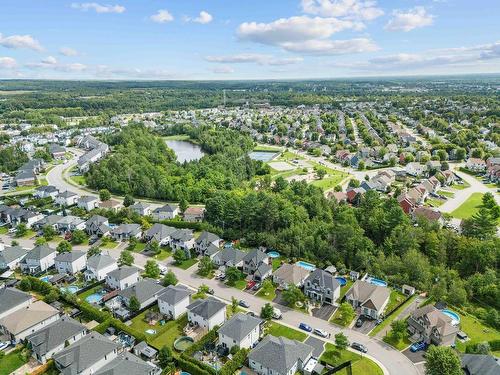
[0,0,499,79]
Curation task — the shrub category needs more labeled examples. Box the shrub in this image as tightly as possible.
[219,348,249,375]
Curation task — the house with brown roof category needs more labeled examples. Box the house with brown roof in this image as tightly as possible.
[272,264,311,290]
[183,206,205,222]
[412,207,445,226]
[345,280,390,319]
[407,305,459,347]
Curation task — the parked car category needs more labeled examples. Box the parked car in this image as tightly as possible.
[410,341,428,352]
[246,281,256,290]
[355,318,364,328]
[299,323,312,332]
[252,282,262,291]
[313,328,329,338]
[239,300,250,308]
[0,341,10,351]
[89,236,98,245]
[8,227,16,234]
[351,342,367,353]
[158,265,168,275]
[207,288,215,295]
[246,311,256,317]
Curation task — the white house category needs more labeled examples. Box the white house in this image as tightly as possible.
[406,162,427,177]
[218,313,262,350]
[186,298,226,331]
[0,287,33,320]
[84,253,118,281]
[345,280,391,319]
[33,185,59,200]
[152,204,179,221]
[158,284,192,319]
[0,245,28,270]
[303,269,341,305]
[466,157,486,172]
[129,202,152,216]
[55,191,79,206]
[54,251,87,274]
[77,196,100,211]
[118,279,165,310]
[106,266,140,290]
[20,244,57,274]
[170,229,195,256]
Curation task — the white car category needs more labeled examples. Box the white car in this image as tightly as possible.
[158,265,168,275]
[0,341,10,351]
[313,328,329,338]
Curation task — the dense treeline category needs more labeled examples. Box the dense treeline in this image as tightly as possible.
[0,145,28,173]
[85,125,266,202]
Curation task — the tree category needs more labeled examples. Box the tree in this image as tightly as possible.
[425,345,462,375]
[15,223,27,237]
[123,194,135,207]
[35,237,47,245]
[19,278,32,291]
[282,284,305,307]
[158,345,174,369]
[348,179,360,188]
[389,319,407,341]
[462,208,497,240]
[198,256,214,277]
[173,250,187,264]
[358,160,365,170]
[482,192,496,209]
[231,297,238,313]
[144,260,160,279]
[179,198,188,213]
[455,147,466,161]
[162,270,178,287]
[42,225,56,240]
[71,229,87,244]
[260,303,274,320]
[127,236,138,250]
[129,296,140,312]
[334,333,349,350]
[87,246,102,257]
[57,240,72,253]
[316,168,327,180]
[337,302,355,326]
[99,189,111,201]
[44,289,60,304]
[147,240,160,255]
[226,267,243,286]
[262,279,274,295]
[119,250,134,266]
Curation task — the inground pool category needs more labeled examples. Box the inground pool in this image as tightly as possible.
[366,277,387,287]
[295,261,316,272]
[267,251,280,258]
[85,290,105,304]
[39,275,51,283]
[335,277,347,286]
[441,309,460,326]
[60,285,79,294]
[181,372,191,375]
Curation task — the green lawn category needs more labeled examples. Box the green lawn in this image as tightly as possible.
[426,198,444,207]
[163,134,191,141]
[153,248,171,261]
[256,285,276,301]
[385,290,406,314]
[438,190,455,198]
[310,164,349,191]
[254,144,282,152]
[451,181,470,190]
[100,240,119,249]
[320,343,383,375]
[337,279,354,302]
[0,226,7,234]
[78,285,103,300]
[277,151,303,161]
[330,307,354,327]
[128,242,146,253]
[70,175,86,185]
[265,321,307,342]
[174,258,198,270]
[150,315,188,350]
[382,331,412,351]
[369,295,417,337]
[451,192,489,220]
[272,257,283,271]
[16,229,36,238]
[454,311,500,355]
[228,279,247,290]
[0,348,28,375]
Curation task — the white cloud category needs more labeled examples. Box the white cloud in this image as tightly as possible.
[193,11,213,24]
[211,65,234,74]
[0,33,43,51]
[301,0,384,21]
[59,47,79,56]
[25,57,87,72]
[385,7,434,32]
[281,38,378,54]
[0,57,17,69]
[42,56,57,65]
[151,9,174,23]
[71,2,125,14]
[205,53,303,65]
[95,65,177,79]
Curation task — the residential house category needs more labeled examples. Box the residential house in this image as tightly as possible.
[84,253,118,281]
[273,264,311,290]
[54,251,87,274]
[0,245,28,270]
[27,316,88,364]
[55,215,85,234]
[219,312,262,350]
[0,287,33,320]
[170,229,195,257]
[407,305,459,347]
[20,244,57,274]
[186,298,226,330]
[254,262,273,282]
[85,215,110,237]
[303,269,340,305]
[48,144,66,159]
[466,158,486,172]
[152,204,179,221]
[94,352,161,375]
[53,332,120,375]
[248,335,314,375]
[461,354,500,375]
[345,280,390,319]
[98,199,121,212]
[426,160,441,172]
[183,207,205,222]
[212,248,245,268]
[143,223,176,246]
[412,207,445,227]
[158,284,192,319]
[77,196,99,211]
[111,223,142,241]
[14,170,36,186]
[195,231,221,256]
[0,300,60,343]
[118,278,165,310]
[106,266,140,290]
[78,143,109,173]
[33,185,59,200]
[243,249,269,275]
[129,202,152,217]
[55,191,79,206]
[406,162,427,177]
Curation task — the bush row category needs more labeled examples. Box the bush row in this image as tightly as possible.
[219,348,249,375]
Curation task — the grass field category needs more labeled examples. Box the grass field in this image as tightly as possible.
[265,322,307,341]
[70,174,86,185]
[438,190,455,198]
[337,279,354,302]
[254,144,282,152]
[330,307,354,327]
[100,240,119,249]
[451,181,470,190]
[385,290,407,314]
[382,332,412,351]
[0,348,28,375]
[128,242,146,253]
[454,311,500,356]
[320,343,383,375]
[450,192,498,223]
[256,285,276,301]
[153,248,171,261]
[174,258,198,270]
[0,226,7,234]
[425,198,444,207]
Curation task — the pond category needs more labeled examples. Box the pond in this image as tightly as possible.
[166,140,205,163]
[249,151,279,162]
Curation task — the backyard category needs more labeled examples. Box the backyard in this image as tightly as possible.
[320,343,383,375]
[0,348,28,375]
[265,321,307,342]
[454,311,500,356]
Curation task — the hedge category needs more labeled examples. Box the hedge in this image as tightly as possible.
[219,348,249,375]
[176,355,212,375]
[160,219,205,231]
[94,319,112,334]
[490,339,500,351]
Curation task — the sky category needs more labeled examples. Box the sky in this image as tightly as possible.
[0,0,499,80]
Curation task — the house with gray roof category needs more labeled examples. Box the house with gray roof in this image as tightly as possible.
[54,251,87,275]
[106,266,140,290]
[170,229,195,257]
[53,332,120,375]
[158,284,192,319]
[0,245,28,270]
[111,223,142,241]
[55,215,85,233]
[94,352,161,375]
[118,278,165,310]
[84,253,118,281]
[130,202,152,216]
[243,249,269,275]
[15,169,36,186]
[248,335,314,375]
[27,316,88,363]
[212,248,245,268]
[195,231,221,256]
[0,287,33,320]
[303,269,340,305]
[20,244,57,274]
[85,215,110,237]
[218,312,262,350]
[187,298,226,330]
[152,204,179,221]
[55,191,79,206]
[407,305,459,347]
[253,262,272,282]
[345,280,390,319]
[33,185,59,199]
[143,223,177,246]
[461,354,500,375]
[273,264,311,290]
[77,196,99,211]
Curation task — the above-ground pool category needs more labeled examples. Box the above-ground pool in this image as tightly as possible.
[335,277,347,286]
[173,336,194,352]
[295,261,316,272]
[441,309,460,326]
[267,251,280,258]
[85,290,106,304]
[60,285,79,294]
[39,275,51,283]
[366,277,388,287]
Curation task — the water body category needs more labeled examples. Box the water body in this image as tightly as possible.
[165,140,205,163]
[248,151,279,162]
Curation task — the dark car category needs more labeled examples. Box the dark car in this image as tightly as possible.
[355,318,364,328]
[88,236,98,245]
[239,300,250,308]
[252,282,262,291]
[351,342,368,353]
[299,323,312,332]
[207,288,215,295]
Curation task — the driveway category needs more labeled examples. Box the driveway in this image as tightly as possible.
[312,304,337,321]
[352,316,377,335]
[402,347,426,364]
[305,336,325,357]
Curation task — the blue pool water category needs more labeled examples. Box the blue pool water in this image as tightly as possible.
[267,251,280,258]
[335,277,347,286]
[295,261,316,271]
[181,372,191,375]
[366,277,387,287]
[39,276,51,283]
[60,285,79,294]
[85,290,105,304]
[442,309,460,325]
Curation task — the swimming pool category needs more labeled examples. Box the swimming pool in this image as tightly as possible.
[366,277,387,287]
[295,261,316,271]
[442,309,460,326]
[267,251,280,258]
[335,277,347,286]
[85,290,106,304]
[145,329,157,335]
[39,275,51,283]
[60,285,79,294]
[181,372,191,375]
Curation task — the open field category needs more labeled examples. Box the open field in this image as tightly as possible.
[265,321,307,341]
[321,343,383,375]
